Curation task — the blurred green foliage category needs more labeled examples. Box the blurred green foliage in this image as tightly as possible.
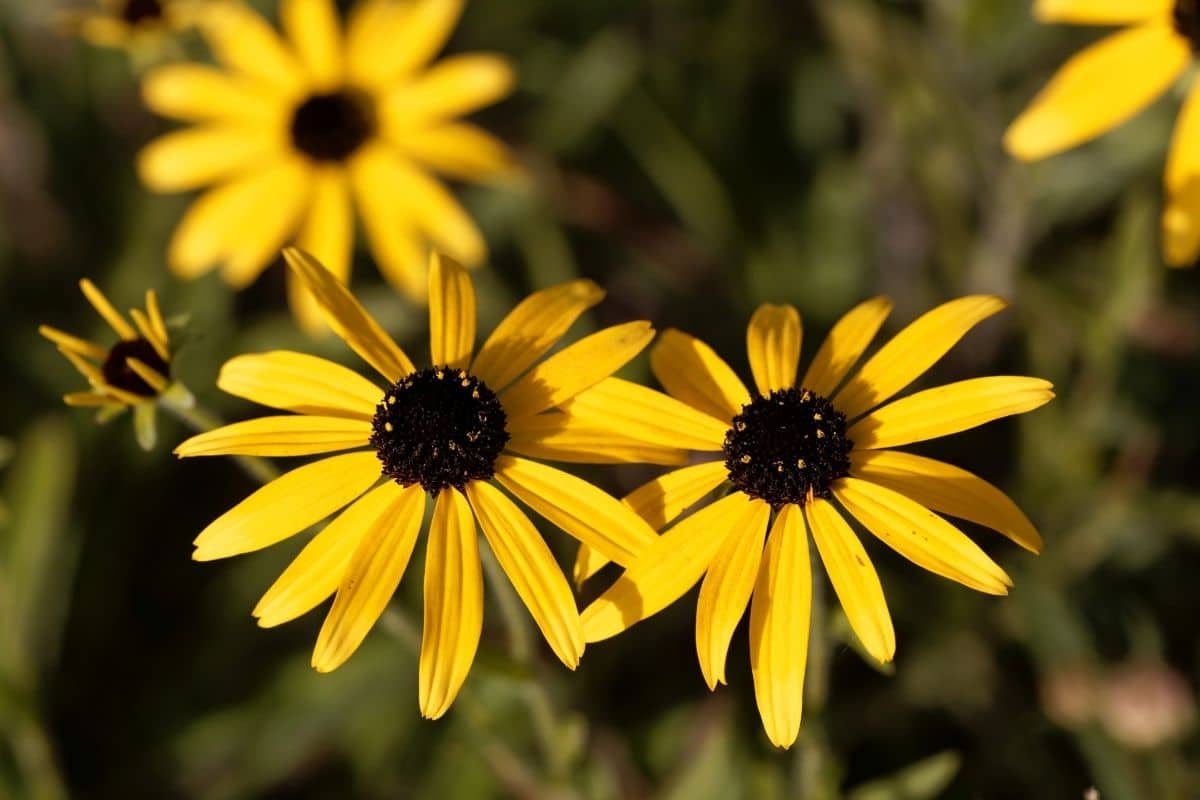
[1,0,1199,798]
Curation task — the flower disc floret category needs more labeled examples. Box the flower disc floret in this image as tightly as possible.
[122,0,164,25]
[1176,0,1200,52]
[371,366,509,493]
[723,387,852,509]
[290,90,376,162]
[102,338,170,397]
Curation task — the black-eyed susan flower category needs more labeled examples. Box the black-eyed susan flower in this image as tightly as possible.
[572,297,1054,748]
[60,0,201,53]
[1005,0,1200,266]
[138,0,517,329]
[39,279,190,450]
[175,248,672,718]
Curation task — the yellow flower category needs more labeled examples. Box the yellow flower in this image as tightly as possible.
[39,279,185,449]
[574,297,1054,748]
[138,0,517,329]
[176,248,669,718]
[61,0,201,52]
[1005,0,1200,266]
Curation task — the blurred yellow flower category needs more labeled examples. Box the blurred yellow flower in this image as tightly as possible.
[176,248,669,718]
[39,279,187,449]
[138,0,517,330]
[1005,0,1200,266]
[575,297,1054,748]
[61,0,201,52]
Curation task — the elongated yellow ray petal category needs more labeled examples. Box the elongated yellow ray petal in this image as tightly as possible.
[800,297,892,398]
[390,122,518,183]
[696,510,768,689]
[429,252,476,369]
[218,350,381,420]
[746,304,801,396]
[199,1,306,96]
[142,64,285,123]
[125,358,168,394]
[348,142,427,301]
[505,415,688,466]
[138,126,282,192]
[176,416,372,457]
[80,279,136,340]
[391,158,487,268]
[347,0,464,88]
[1033,0,1173,27]
[280,0,342,90]
[128,309,169,362]
[38,325,106,360]
[380,54,515,131]
[556,377,728,452]
[291,167,355,334]
[651,329,749,422]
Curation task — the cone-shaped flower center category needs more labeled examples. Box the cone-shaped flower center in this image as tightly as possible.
[122,0,164,25]
[371,367,510,493]
[290,90,375,162]
[1176,0,1200,51]
[102,338,169,397]
[723,387,853,509]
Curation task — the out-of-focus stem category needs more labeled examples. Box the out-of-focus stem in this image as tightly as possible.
[162,398,280,485]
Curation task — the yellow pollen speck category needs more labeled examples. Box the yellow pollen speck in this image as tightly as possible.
[448,441,458,450]
[740,454,752,464]
[813,413,822,421]
[801,390,812,402]
[387,395,396,405]
[797,459,806,469]
[472,389,480,399]
[816,429,825,439]
[735,420,746,431]
[435,369,444,380]
[384,422,394,432]
[461,378,470,387]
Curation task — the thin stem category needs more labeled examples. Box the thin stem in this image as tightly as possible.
[162,396,280,485]
[792,538,838,800]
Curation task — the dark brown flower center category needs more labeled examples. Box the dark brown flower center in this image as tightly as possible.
[121,0,164,25]
[723,387,852,509]
[289,90,375,162]
[371,367,510,493]
[1175,0,1200,51]
[102,338,169,397]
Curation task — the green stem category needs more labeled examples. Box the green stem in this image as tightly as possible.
[162,397,280,485]
[792,539,838,800]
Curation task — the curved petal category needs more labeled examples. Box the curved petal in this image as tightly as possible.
[466,480,584,669]
[580,492,768,642]
[849,450,1042,552]
[419,489,484,719]
[492,455,657,568]
[1164,177,1200,266]
[283,247,417,381]
[141,63,286,123]
[746,304,801,396]
[218,350,381,419]
[832,477,1012,595]
[281,0,342,90]
[1166,79,1200,196]
[848,376,1055,449]
[175,416,371,457]
[749,504,811,750]
[504,415,688,466]
[429,252,476,369]
[138,126,283,192]
[390,122,519,183]
[800,297,892,397]
[500,322,655,420]
[290,166,355,333]
[650,329,750,422]
[834,296,1007,420]
[39,325,106,360]
[380,54,515,132]
[696,513,768,690]
[347,0,464,88]
[199,2,306,97]
[804,498,895,664]
[1033,0,1173,25]
[312,482,425,672]
[254,481,405,627]
[1004,24,1189,161]
[192,451,382,561]
[79,279,136,340]
[470,279,604,391]
[556,378,728,452]
[391,157,487,268]
[349,144,427,301]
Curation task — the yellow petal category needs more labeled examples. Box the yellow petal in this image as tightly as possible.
[291,167,355,334]
[254,481,404,627]
[390,122,518,183]
[746,303,801,396]
[833,477,1011,595]
[696,508,769,689]
[501,321,655,419]
[80,278,136,340]
[38,325,106,360]
[800,296,892,398]
[580,492,767,642]
[63,392,114,407]
[137,126,282,193]
[834,296,1007,419]
[218,350,381,419]
[470,279,604,391]
[849,450,1042,552]
[428,252,476,369]
[192,452,381,561]
[380,54,514,132]
[1004,24,1189,161]
[492,455,657,568]
[1164,180,1200,267]
[1167,78,1200,197]
[57,346,102,383]
[849,376,1055,449]
[1033,0,1173,25]
[218,162,313,289]
[145,290,170,348]
[419,489,484,719]
[391,158,487,268]
[466,480,584,669]
[129,309,169,362]
[749,503,811,750]
[311,482,425,671]
[283,247,417,381]
[125,358,168,393]
[199,1,305,97]
[280,0,342,90]
[650,328,750,422]
[349,144,428,301]
[804,498,895,664]
[346,0,464,88]
[175,415,371,457]
[504,415,688,466]
[141,63,285,123]
[556,377,728,452]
